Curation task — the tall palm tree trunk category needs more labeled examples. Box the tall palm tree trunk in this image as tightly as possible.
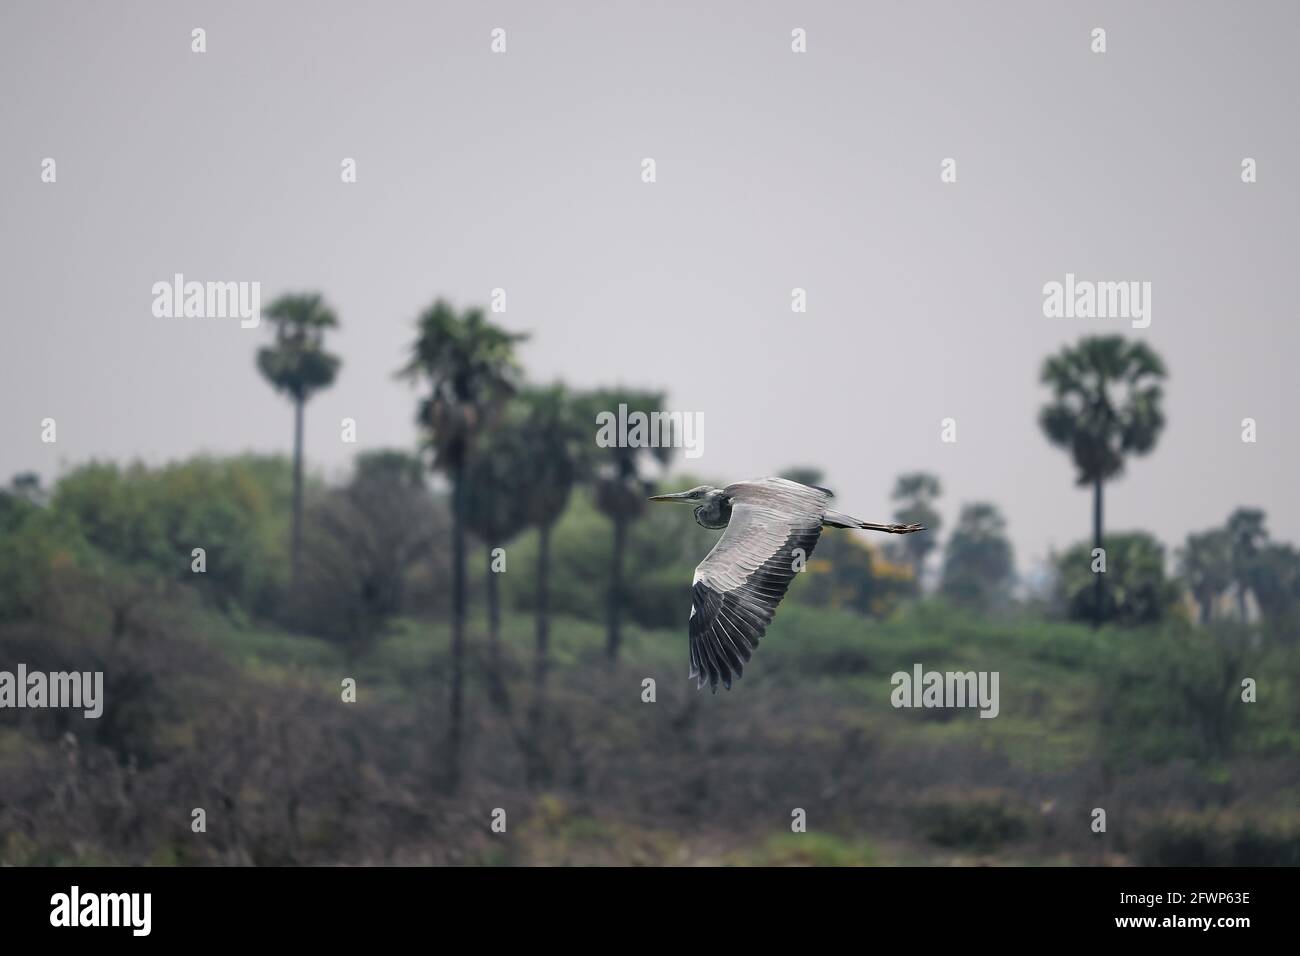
[486,543,501,664]
[484,541,511,713]
[1092,476,1104,627]
[291,396,305,590]
[607,514,626,660]
[523,521,555,786]
[447,459,467,791]
[534,522,552,695]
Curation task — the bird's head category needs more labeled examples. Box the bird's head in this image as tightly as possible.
[648,484,719,504]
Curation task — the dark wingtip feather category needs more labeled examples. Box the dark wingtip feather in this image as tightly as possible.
[687,514,823,695]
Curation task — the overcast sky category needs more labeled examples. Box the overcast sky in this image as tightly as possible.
[2,0,1297,575]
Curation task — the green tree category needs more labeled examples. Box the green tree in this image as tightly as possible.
[297,450,438,661]
[777,467,920,617]
[890,472,943,587]
[399,300,525,790]
[1056,532,1178,626]
[940,502,1014,610]
[0,473,44,536]
[256,293,341,592]
[796,533,878,614]
[1178,528,1232,625]
[1226,507,1268,621]
[573,388,673,662]
[462,416,532,688]
[1249,542,1300,639]
[515,387,585,703]
[1039,336,1166,624]
[0,474,88,622]
[51,458,279,613]
[482,386,589,784]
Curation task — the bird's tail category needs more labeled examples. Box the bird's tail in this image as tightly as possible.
[824,510,925,534]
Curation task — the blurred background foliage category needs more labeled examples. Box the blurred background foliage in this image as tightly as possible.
[1,314,1298,866]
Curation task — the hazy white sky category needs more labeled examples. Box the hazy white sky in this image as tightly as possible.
[2,0,1297,575]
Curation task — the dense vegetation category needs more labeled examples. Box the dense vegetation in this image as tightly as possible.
[2,303,1297,865]
[1,454,1297,866]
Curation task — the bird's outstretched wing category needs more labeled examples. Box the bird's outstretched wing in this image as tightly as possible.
[688,479,832,691]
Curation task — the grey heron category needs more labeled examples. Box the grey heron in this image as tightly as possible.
[649,477,924,692]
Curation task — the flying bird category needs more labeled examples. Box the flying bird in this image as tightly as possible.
[650,478,924,692]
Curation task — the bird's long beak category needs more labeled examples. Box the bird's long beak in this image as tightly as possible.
[648,491,691,502]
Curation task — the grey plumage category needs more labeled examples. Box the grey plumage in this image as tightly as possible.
[649,477,924,692]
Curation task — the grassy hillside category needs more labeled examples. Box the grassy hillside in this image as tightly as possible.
[8,596,1281,866]
[2,457,1297,866]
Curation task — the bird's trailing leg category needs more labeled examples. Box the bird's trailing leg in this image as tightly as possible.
[823,510,924,533]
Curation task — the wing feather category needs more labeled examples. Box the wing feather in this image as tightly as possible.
[687,481,832,691]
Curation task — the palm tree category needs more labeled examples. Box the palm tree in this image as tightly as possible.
[515,386,584,700]
[1039,336,1166,624]
[256,293,341,592]
[398,300,525,791]
[1226,507,1268,621]
[573,388,672,662]
[463,416,532,699]
[487,386,588,785]
[461,386,583,783]
[1178,528,1232,624]
[890,472,943,587]
[1249,541,1300,636]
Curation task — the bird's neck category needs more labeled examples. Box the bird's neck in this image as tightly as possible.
[694,494,731,530]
